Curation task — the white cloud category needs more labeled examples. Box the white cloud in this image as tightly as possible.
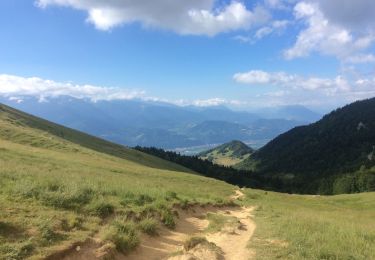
[36,0,270,36]
[0,74,145,102]
[344,54,375,64]
[255,19,289,39]
[234,19,290,43]
[192,98,227,107]
[314,0,375,31]
[234,69,375,108]
[0,74,246,109]
[284,1,375,62]
[172,98,243,107]
[234,69,362,92]
[264,0,293,10]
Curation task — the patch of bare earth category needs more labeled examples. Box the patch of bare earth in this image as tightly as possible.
[47,190,256,260]
[205,206,256,260]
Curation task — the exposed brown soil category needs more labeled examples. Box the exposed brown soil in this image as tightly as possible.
[47,190,256,260]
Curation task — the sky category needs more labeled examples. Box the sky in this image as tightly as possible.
[0,0,375,112]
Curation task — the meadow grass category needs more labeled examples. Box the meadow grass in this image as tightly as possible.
[200,149,250,167]
[242,189,375,259]
[0,106,234,259]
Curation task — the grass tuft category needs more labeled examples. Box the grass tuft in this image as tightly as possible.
[138,218,158,236]
[103,220,139,253]
[88,201,115,218]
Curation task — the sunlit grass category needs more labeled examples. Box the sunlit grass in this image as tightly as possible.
[243,190,375,259]
[0,105,234,259]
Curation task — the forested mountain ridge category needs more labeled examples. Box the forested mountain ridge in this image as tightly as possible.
[237,98,375,194]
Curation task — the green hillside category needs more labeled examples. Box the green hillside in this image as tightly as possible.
[0,104,193,173]
[243,189,375,259]
[237,98,375,194]
[0,104,234,259]
[199,140,254,166]
[1,103,374,260]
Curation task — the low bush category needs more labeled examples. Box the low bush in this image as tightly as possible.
[39,223,64,245]
[88,201,115,218]
[160,209,176,229]
[103,221,139,253]
[138,218,158,236]
[184,236,208,251]
[0,240,34,260]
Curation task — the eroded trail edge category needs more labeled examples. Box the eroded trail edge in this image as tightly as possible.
[52,190,256,260]
[128,189,255,260]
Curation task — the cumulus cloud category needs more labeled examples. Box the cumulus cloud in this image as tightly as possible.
[233,69,375,92]
[0,74,246,108]
[0,74,145,102]
[234,19,290,43]
[255,19,290,39]
[36,0,270,36]
[344,54,375,64]
[284,1,375,62]
[234,69,375,107]
[314,0,375,31]
[264,0,294,10]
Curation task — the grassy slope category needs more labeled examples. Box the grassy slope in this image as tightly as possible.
[200,149,250,166]
[0,104,234,259]
[0,104,193,173]
[199,141,253,167]
[243,189,375,259]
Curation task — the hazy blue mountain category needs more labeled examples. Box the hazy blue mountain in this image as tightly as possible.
[0,96,308,149]
[253,105,321,123]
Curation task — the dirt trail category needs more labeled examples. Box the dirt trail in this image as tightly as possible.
[206,206,256,260]
[50,190,255,260]
[230,189,245,200]
[129,190,255,260]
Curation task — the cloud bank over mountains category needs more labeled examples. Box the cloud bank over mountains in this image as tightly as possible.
[233,69,375,107]
[1,72,374,110]
[0,74,145,102]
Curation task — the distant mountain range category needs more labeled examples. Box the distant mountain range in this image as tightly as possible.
[252,105,321,122]
[0,96,320,149]
[199,140,253,166]
[237,97,375,194]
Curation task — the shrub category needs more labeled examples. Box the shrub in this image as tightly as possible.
[180,199,189,209]
[89,201,115,218]
[104,221,139,253]
[160,209,175,229]
[35,185,94,210]
[72,216,84,230]
[165,191,178,201]
[0,240,34,260]
[120,193,155,207]
[138,218,158,236]
[39,223,64,245]
[134,194,154,206]
[184,236,208,251]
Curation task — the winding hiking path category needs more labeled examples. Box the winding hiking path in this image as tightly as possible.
[128,189,255,260]
[206,206,256,260]
[50,190,256,260]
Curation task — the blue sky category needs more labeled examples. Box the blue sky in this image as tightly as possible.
[0,0,374,111]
